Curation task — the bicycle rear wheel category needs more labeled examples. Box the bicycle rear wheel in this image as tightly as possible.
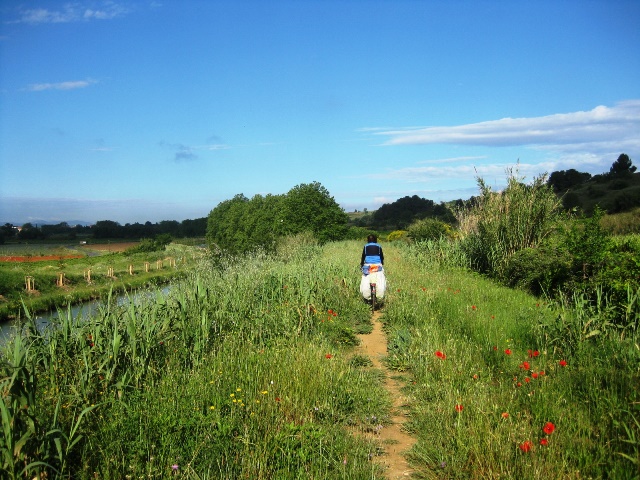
[370,283,377,312]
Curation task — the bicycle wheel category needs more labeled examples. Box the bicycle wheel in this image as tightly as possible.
[370,282,377,312]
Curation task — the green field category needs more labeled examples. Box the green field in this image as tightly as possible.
[1,239,637,478]
[0,242,203,321]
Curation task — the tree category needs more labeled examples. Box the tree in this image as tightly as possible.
[282,182,348,243]
[547,169,592,193]
[609,153,636,176]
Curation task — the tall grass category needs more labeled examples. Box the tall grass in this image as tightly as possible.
[1,237,389,478]
[457,169,563,278]
[384,242,639,479]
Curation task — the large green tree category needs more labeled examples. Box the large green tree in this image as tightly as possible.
[281,182,348,243]
[206,182,348,252]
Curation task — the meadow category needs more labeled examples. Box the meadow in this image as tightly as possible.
[0,242,201,321]
[1,236,638,478]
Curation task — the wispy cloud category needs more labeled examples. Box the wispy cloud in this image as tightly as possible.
[373,100,640,154]
[160,141,230,162]
[10,2,129,24]
[26,79,98,91]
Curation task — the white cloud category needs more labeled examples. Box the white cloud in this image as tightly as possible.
[374,100,640,154]
[26,79,98,91]
[11,2,129,24]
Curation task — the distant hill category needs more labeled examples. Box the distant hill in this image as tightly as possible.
[553,172,640,214]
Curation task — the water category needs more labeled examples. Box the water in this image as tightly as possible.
[0,286,171,343]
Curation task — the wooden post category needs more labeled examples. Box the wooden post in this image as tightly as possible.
[107,266,114,277]
[129,264,134,275]
[56,272,65,287]
[145,262,150,272]
[157,260,163,270]
[25,276,34,292]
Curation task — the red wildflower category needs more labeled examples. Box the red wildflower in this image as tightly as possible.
[472,374,479,380]
[435,350,446,359]
[531,372,539,379]
[559,359,568,367]
[471,305,477,310]
[493,346,498,351]
[524,377,531,383]
[539,438,548,446]
[533,350,540,357]
[325,353,333,359]
[516,382,522,387]
[504,349,512,355]
[539,370,546,376]
[519,440,533,453]
[543,422,555,435]
[328,309,333,315]
[275,397,281,402]
[501,412,509,419]
[520,361,530,370]
[454,404,463,412]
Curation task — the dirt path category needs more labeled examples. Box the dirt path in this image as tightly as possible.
[355,310,417,479]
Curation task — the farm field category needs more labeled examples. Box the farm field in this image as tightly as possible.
[0,242,203,321]
[1,238,637,478]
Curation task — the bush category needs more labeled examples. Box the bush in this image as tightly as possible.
[503,245,572,295]
[407,219,454,242]
[387,230,408,242]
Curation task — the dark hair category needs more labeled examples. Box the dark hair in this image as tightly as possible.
[367,234,377,243]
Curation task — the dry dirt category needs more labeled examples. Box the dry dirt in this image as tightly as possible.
[354,310,417,479]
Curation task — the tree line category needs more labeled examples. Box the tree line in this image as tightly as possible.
[0,217,207,244]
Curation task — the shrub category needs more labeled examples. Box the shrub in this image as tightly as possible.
[503,244,572,295]
[407,219,454,242]
[387,230,408,242]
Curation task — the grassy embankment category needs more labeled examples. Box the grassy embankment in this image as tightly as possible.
[0,242,201,321]
[1,239,638,478]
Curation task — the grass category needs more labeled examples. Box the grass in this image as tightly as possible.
[1,239,638,478]
[0,243,201,321]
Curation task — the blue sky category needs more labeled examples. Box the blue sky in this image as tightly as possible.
[1,0,639,225]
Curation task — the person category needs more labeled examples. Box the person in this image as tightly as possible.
[361,234,384,270]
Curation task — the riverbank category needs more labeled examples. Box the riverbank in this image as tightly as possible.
[0,243,203,321]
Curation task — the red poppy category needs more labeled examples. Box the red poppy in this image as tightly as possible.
[539,370,546,376]
[504,349,512,355]
[539,438,548,446]
[325,353,333,359]
[543,422,555,435]
[471,305,477,310]
[559,359,568,367]
[533,350,540,357]
[454,404,463,412]
[501,412,509,418]
[472,374,479,380]
[493,346,498,351]
[435,350,446,359]
[519,440,533,453]
[328,309,333,315]
[524,377,531,383]
[520,361,530,370]
[531,372,539,379]
[516,382,522,387]
[275,397,281,402]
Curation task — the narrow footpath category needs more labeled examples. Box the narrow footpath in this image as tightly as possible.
[355,310,417,479]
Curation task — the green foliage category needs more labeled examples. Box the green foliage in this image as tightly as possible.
[503,244,573,296]
[387,230,408,242]
[281,181,349,243]
[459,169,564,278]
[407,218,455,242]
[601,208,640,235]
[206,182,349,253]
[372,195,455,230]
[564,208,611,279]
[125,234,172,254]
[610,153,637,176]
